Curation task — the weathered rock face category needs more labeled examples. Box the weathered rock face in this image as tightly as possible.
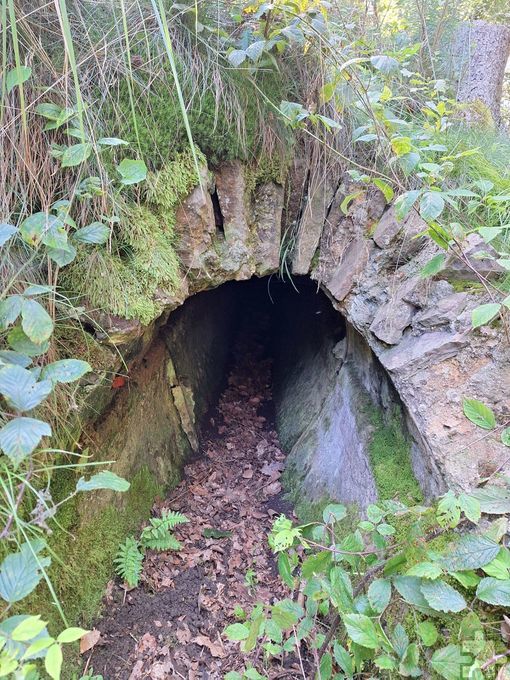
[83,159,509,504]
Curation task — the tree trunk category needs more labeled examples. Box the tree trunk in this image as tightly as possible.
[453,21,510,126]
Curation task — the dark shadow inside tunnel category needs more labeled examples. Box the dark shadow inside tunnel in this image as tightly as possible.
[156,274,426,509]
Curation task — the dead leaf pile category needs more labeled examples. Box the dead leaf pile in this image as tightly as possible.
[85,321,297,678]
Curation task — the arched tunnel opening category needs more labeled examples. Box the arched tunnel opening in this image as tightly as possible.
[85,274,425,677]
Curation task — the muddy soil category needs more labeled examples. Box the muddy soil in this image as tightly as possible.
[84,309,303,679]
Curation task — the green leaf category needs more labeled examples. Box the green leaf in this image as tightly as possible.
[370,55,399,74]
[47,243,77,266]
[441,534,500,571]
[342,614,379,649]
[471,303,501,329]
[0,417,51,467]
[56,627,88,644]
[436,491,461,528]
[271,599,303,630]
[476,577,510,605]
[0,350,31,368]
[375,655,397,670]
[419,192,445,221]
[341,191,363,215]
[61,143,92,168]
[393,576,434,613]
[245,40,266,61]
[202,528,232,539]
[21,299,53,344]
[19,213,49,246]
[228,49,247,66]
[73,222,110,245]
[482,548,510,580]
[431,645,472,680]
[420,254,445,278]
[333,642,353,678]
[41,359,91,384]
[463,398,496,430]
[0,295,23,330]
[23,284,54,297]
[417,621,438,646]
[116,159,147,185]
[0,223,18,246]
[8,327,49,356]
[377,523,395,536]
[277,553,294,587]
[391,623,409,659]
[367,578,391,613]
[420,579,466,613]
[502,428,510,446]
[399,643,421,677]
[394,190,420,220]
[391,136,413,156]
[0,365,52,411]
[76,471,130,493]
[322,503,347,523]
[6,66,31,93]
[373,178,394,203]
[450,570,480,589]
[458,493,481,524]
[406,562,443,579]
[224,623,249,641]
[97,137,128,146]
[11,616,47,642]
[319,651,332,679]
[469,486,510,514]
[45,643,63,680]
[0,543,50,603]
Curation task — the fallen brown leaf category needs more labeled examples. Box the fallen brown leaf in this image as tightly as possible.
[192,634,226,658]
[80,629,101,654]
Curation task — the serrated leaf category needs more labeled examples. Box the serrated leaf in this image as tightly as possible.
[19,213,49,246]
[277,553,293,587]
[245,40,266,61]
[342,614,379,649]
[420,191,445,221]
[441,534,500,571]
[0,295,23,330]
[45,643,63,680]
[469,486,510,514]
[458,493,481,523]
[420,579,466,612]
[0,350,31,368]
[431,645,471,680]
[0,365,52,411]
[471,303,501,329]
[333,641,353,677]
[502,428,510,446]
[228,49,247,66]
[375,655,397,670]
[399,642,421,677]
[476,577,510,605]
[391,623,409,659]
[224,623,249,641]
[271,599,303,630]
[0,544,50,603]
[393,576,434,613]
[21,299,53,344]
[406,561,443,579]
[367,578,391,613]
[11,616,47,642]
[73,222,110,244]
[417,621,438,646]
[41,359,91,384]
[6,66,31,93]
[0,223,18,246]
[116,159,147,185]
[0,417,51,466]
[61,143,92,168]
[463,398,496,430]
[76,471,130,492]
[450,570,480,588]
[482,548,510,580]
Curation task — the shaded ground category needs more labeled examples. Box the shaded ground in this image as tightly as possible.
[84,310,300,679]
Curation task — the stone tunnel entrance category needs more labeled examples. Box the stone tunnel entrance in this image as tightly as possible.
[96,274,425,513]
[85,274,427,676]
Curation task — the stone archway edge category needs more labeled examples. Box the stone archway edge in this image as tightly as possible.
[92,160,509,494]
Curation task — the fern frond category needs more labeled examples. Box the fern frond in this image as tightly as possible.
[142,532,182,551]
[114,537,143,587]
[160,510,189,529]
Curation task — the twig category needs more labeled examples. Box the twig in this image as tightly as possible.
[481,649,510,671]
[0,460,33,540]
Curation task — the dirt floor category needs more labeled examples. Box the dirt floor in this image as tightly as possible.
[83,310,303,679]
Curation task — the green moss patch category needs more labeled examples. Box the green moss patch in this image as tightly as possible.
[367,408,423,504]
